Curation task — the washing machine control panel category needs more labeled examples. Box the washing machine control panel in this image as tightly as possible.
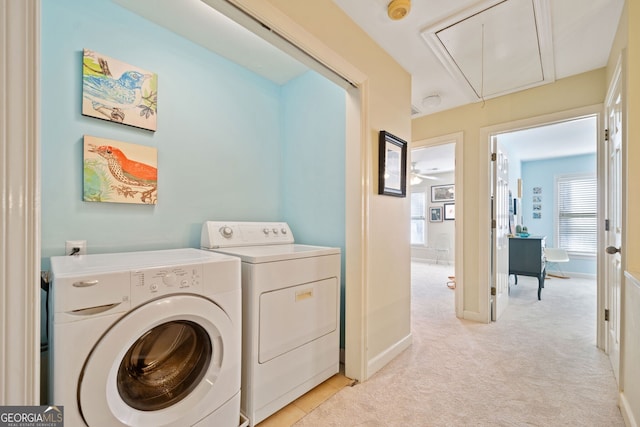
[201,221,294,248]
[131,264,204,305]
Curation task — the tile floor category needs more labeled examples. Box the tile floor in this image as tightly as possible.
[256,372,354,426]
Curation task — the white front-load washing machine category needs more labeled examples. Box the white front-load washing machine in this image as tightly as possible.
[201,221,341,426]
[49,248,242,427]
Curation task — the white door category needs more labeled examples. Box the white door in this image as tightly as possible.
[604,59,623,381]
[492,137,510,321]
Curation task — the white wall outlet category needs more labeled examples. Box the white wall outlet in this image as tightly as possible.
[65,240,87,255]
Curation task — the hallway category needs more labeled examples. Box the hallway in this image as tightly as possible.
[295,262,623,426]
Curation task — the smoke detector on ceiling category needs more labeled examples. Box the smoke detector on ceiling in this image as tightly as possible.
[387,0,411,20]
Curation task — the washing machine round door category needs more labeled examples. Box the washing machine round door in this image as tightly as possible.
[78,295,239,427]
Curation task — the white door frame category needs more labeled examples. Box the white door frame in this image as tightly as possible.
[1,0,41,404]
[479,104,604,334]
[412,132,464,318]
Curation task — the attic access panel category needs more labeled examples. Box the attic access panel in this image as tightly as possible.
[421,0,554,101]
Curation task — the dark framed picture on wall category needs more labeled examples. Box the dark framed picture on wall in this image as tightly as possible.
[378,130,407,197]
[444,203,455,220]
[429,207,442,222]
[431,184,455,202]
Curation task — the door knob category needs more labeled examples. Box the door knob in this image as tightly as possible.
[605,246,621,254]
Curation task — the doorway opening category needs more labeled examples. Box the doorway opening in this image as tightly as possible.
[483,109,601,330]
[411,132,464,317]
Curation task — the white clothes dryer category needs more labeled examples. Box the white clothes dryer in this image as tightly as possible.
[49,248,242,427]
[201,221,341,426]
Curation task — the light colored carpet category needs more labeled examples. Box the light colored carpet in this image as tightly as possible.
[295,262,624,426]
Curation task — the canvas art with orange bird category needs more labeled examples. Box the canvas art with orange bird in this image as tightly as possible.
[84,136,158,205]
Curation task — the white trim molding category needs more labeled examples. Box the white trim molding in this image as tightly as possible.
[367,333,412,377]
[1,0,41,404]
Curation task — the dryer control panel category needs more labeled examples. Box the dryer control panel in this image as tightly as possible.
[131,264,204,306]
[201,221,294,248]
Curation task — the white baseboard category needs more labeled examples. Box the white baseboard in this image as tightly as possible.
[367,333,412,378]
[464,310,489,323]
[620,392,638,427]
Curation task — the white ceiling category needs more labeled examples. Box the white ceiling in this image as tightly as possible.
[333,0,624,116]
[115,0,624,116]
[498,115,597,160]
[113,0,611,169]
[112,0,308,84]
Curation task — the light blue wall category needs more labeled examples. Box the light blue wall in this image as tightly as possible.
[40,0,346,344]
[521,153,596,275]
[41,0,345,266]
[280,71,346,345]
[280,72,345,247]
[41,0,281,267]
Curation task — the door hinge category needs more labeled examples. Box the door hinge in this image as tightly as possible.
[491,152,497,161]
[604,309,610,321]
[491,219,496,229]
[605,128,609,141]
[605,219,610,231]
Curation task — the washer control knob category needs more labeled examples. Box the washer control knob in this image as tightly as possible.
[272,228,279,234]
[162,272,177,286]
[219,226,233,238]
[263,228,270,235]
[281,228,287,234]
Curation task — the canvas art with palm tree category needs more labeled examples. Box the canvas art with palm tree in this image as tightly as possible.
[82,49,158,131]
[83,135,158,205]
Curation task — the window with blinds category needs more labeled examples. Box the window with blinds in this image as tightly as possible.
[556,174,597,255]
[411,192,426,245]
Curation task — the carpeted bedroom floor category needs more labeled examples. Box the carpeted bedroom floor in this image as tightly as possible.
[294,261,624,427]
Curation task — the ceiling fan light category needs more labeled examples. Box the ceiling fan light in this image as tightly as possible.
[387,0,411,20]
[410,175,423,185]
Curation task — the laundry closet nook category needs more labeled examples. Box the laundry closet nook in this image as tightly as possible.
[39,0,347,412]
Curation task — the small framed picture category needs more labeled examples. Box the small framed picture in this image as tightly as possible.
[429,207,442,222]
[444,203,455,220]
[378,130,407,197]
[431,184,455,202]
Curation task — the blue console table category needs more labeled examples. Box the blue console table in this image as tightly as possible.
[509,236,546,300]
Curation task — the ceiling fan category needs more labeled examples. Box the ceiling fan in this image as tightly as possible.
[410,162,439,185]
